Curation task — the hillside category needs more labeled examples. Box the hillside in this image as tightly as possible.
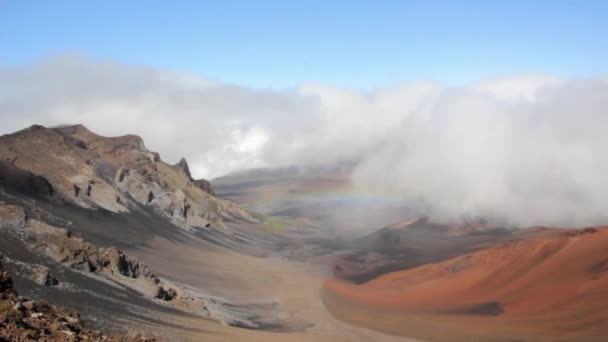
[324,225,608,341]
[0,124,329,339]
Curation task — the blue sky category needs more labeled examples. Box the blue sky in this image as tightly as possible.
[1,0,607,89]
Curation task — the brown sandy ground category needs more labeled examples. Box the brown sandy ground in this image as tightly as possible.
[125,236,419,341]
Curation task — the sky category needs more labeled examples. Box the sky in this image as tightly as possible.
[2,1,608,227]
[1,0,607,89]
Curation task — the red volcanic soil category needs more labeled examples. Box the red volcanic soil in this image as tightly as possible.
[324,227,608,341]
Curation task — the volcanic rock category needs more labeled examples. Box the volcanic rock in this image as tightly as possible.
[154,286,177,301]
[30,265,59,287]
[0,259,156,341]
[0,124,255,229]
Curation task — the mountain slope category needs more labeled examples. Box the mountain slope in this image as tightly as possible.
[0,124,322,338]
[0,124,255,230]
[324,226,608,341]
[0,257,156,341]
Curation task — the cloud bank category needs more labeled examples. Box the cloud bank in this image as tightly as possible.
[2,55,608,227]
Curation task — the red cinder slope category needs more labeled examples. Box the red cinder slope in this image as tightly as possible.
[324,227,608,341]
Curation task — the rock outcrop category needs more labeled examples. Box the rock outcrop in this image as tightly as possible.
[154,286,177,301]
[0,203,179,303]
[0,124,256,229]
[34,220,167,293]
[0,260,12,293]
[0,258,156,341]
[175,158,216,196]
[0,161,55,200]
[32,265,60,287]
[6,262,60,287]
[53,233,159,283]
[193,178,216,197]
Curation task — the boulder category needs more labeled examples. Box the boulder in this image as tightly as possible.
[154,285,177,301]
[99,247,157,281]
[0,260,14,293]
[31,265,59,287]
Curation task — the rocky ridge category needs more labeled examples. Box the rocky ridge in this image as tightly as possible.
[0,257,157,341]
[0,124,257,231]
[0,202,201,309]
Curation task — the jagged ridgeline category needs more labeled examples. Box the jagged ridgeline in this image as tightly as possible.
[0,124,258,230]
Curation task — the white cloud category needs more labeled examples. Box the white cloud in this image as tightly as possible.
[473,74,564,101]
[2,55,608,227]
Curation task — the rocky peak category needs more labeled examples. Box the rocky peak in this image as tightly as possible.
[175,157,192,179]
[174,157,216,196]
[55,124,148,163]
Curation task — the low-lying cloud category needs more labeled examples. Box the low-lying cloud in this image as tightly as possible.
[2,55,608,227]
